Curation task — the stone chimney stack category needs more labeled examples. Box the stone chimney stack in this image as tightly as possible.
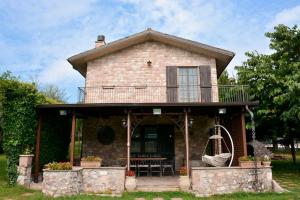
[95,35,105,47]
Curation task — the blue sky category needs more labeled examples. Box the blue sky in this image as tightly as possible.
[1,0,300,103]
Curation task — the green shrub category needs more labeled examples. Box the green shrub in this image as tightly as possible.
[0,72,67,185]
[81,156,102,161]
[46,162,72,170]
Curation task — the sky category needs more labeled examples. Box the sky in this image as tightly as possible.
[0,0,300,103]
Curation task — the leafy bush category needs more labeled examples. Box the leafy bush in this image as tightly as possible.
[239,156,255,161]
[126,170,135,177]
[0,72,67,185]
[46,162,72,170]
[81,156,102,161]
[179,167,187,176]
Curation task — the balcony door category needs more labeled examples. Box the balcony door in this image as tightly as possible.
[178,67,199,102]
[166,66,212,103]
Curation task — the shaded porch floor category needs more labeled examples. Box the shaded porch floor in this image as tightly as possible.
[136,176,180,192]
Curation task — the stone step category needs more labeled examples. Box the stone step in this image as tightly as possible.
[136,186,180,192]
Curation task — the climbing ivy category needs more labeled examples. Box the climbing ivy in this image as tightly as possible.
[0,72,64,185]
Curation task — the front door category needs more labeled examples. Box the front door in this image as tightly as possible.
[131,125,175,161]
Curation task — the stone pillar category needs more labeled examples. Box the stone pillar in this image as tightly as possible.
[17,155,34,187]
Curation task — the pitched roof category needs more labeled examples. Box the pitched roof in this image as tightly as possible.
[68,28,235,77]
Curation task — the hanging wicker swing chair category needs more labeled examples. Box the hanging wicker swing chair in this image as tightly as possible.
[201,125,234,167]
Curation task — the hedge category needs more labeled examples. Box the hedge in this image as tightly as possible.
[0,73,70,185]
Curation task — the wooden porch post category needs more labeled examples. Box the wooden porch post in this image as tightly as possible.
[34,113,42,182]
[184,109,190,175]
[70,110,76,166]
[127,111,131,171]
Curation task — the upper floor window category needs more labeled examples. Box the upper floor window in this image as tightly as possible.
[178,67,199,102]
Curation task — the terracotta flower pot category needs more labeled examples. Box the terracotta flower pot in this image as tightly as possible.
[125,176,136,191]
[179,175,190,191]
[80,160,102,167]
[19,154,34,167]
[239,161,261,168]
[262,161,271,167]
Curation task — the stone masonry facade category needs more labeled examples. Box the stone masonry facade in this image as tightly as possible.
[191,167,273,197]
[84,41,219,103]
[43,167,125,197]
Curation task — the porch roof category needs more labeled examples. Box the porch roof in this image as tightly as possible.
[37,102,258,116]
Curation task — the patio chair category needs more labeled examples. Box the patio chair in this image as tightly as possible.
[162,160,174,175]
[150,160,162,176]
[138,160,150,176]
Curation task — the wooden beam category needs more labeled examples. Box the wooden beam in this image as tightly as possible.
[34,113,42,182]
[241,112,247,156]
[127,110,131,171]
[70,110,76,165]
[184,109,190,175]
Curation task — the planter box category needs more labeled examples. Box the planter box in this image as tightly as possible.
[125,176,137,191]
[239,161,261,168]
[179,175,190,191]
[19,154,34,167]
[80,160,102,167]
[43,169,82,197]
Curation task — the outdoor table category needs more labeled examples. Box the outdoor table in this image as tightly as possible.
[118,157,167,176]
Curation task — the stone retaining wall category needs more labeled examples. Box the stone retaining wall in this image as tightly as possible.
[42,167,125,197]
[191,167,272,197]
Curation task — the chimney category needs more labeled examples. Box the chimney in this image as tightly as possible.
[95,35,105,47]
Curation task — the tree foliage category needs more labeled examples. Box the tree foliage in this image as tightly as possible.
[41,84,67,103]
[236,24,300,162]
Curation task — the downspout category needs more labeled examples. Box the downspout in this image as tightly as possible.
[245,105,260,191]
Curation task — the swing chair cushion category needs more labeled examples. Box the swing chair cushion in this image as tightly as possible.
[209,135,223,140]
[202,153,232,167]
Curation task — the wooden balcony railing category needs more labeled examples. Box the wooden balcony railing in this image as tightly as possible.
[78,85,251,103]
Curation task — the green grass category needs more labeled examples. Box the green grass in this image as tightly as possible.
[0,154,299,200]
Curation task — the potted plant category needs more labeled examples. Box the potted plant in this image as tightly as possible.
[179,167,190,191]
[125,170,136,191]
[239,156,261,168]
[80,156,102,167]
[262,155,271,167]
[19,146,34,167]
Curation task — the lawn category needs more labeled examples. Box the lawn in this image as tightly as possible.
[0,154,299,200]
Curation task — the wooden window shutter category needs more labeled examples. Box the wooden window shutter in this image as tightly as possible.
[199,65,212,102]
[166,66,178,102]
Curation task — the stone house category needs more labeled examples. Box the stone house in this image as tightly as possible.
[31,29,273,196]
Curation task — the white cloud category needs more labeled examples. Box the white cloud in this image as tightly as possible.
[269,5,300,28]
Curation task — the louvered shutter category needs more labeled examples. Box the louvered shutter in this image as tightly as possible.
[166,66,178,102]
[199,65,212,102]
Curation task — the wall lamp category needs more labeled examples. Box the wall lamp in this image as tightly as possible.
[147,60,152,66]
[189,117,194,128]
[219,108,227,114]
[121,118,127,127]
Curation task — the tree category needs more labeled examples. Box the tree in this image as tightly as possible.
[236,24,300,163]
[41,84,67,103]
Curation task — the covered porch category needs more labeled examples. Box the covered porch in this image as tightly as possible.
[34,102,251,180]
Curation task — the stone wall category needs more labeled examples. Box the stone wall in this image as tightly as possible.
[81,167,125,194]
[42,167,126,197]
[85,41,219,103]
[191,167,273,197]
[43,169,82,197]
[82,116,127,166]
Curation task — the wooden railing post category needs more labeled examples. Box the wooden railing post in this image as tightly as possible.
[70,110,76,166]
[127,110,131,171]
[34,113,42,182]
[184,108,190,175]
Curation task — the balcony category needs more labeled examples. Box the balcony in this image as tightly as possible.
[78,85,251,104]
